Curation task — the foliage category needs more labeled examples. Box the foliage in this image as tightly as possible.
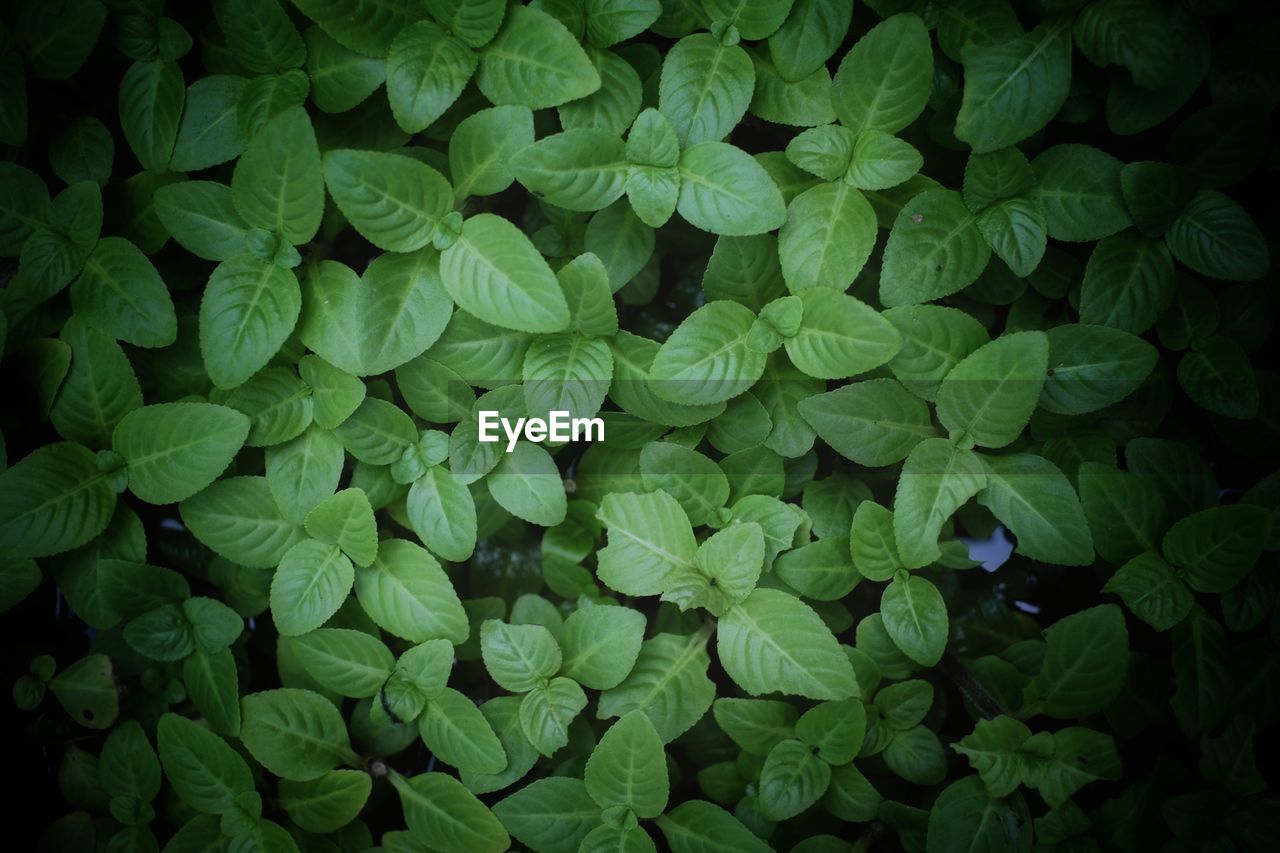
[1,1,1277,851]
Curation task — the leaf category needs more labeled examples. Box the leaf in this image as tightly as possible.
[690,522,766,612]
[72,237,177,348]
[881,572,949,667]
[778,181,878,293]
[117,59,183,173]
[676,142,787,237]
[393,772,509,853]
[153,181,250,262]
[560,604,646,690]
[596,490,697,596]
[439,213,570,334]
[290,0,426,57]
[386,21,476,134]
[799,379,935,467]
[201,259,303,383]
[111,403,248,505]
[269,540,355,637]
[0,442,115,558]
[640,442,729,527]
[585,710,668,818]
[180,476,304,568]
[47,654,118,730]
[656,800,773,853]
[785,288,900,379]
[1162,505,1270,594]
[279,770,372,834]
[925,776,1030,853]
[758,738,831,820]
[831,13,933,136]
[305,26,385,113]
[449,105,535,200]
[936,331,1049,449]
[322,149,453,251]
[774,536,858,601]
[978,454,1094,566]
[241,688,352,781]
[1165,189,1269,281]
[183,650,241,736]
[523,333,613,422]
[1024,604,1129,718]
[520,677,588,757]
[599,630,716,743]
[489,442,568,527]
[494,777,603,853]
[1040,324,1158,415]
[156,714,253,814]
[846,129,923,191]
[420,687,507,774]
[658,34,754,146]
[511,129,630,212]
[1103,552,1192,632]
[480,620,562,693]
[1031,144,1131,242]
[408,465,477,563]
[476,6,601,109]
[880,189,991,307]
[1177,336,1258,420]
[718,588,858,700]
[1078,462,1167,566]
[1079,231,1175,334]
[893,439,988,569]
[650,300,767,405]
[955,21,1073,153]
[292,628,394,698]
[354,539,468,644]
[230,107,324,245]
[1170,607,1231,737]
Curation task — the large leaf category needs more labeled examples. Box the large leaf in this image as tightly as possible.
[200,254,301,389]
[798,379,935,467]
[1103,552,1193,631]
[72,237,177,348]
[270,540,354,637]
[658,34,754,146]
[476,6,600,109]
[449,105,535,200]
[598,630,716,743]
[354,539,468,643]
[585,710,668,818]
[279,770,372,834]
[717,588,858,700]
[1078,231,1175,334]
[494,777,602,853]
[156,714,253,815]
[511,129,629,212]
[1165,189,1269,282]
[560,604,646,690]
[1040,324,1158,415]
[831,13,933,136]
[758,738,831,820]
[322,149,453,251]
[290,0,426,58]
[676,142,787,237]
[978,454,1094,566]
[1162,505,1270,593]
[488,442,567,527]
[292,628,394,698]
[785,288,901,380]
[649,300,767,405]
[117,59,183,173]
[393,772,509,853]
[386,21,476,134]
[439,213,570,334]
[596,490,697,596]
[936,331,1049,449]
[1024,604,1129,718]
[240,688,353,781]
[881,572,948,667]
[893,439,988,569]
[420,687,507,775]
[1078,462,1167,566]
[0,442,115,558]
[1032,144,1131,242]
[180,476,305,568]
[777,181,878,293]
[955,21,1072,153]
[112,403,249,505]
[407,465,477,563]
[230,107,324,245]
[880,189,991,307]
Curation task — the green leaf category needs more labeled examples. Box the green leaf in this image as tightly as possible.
[937,331,1049,449]
[488,442,567,527]
[688,521,766,612]
[48,653,118,730]
[480,620,562,693]
[1165,189,1269,282]
[758,738,831,820]
[1102,552,1192,631]
[925,776,1030,853]
[0,442,115,558]
[639,442,728,527]
[1040,324,1158,415]
[585,710,669,818]
[476,5,600,109]
[650,300,767,405]
[117,59,183,172]
[183,650,241,736]
[393,771,509,853]
[893,439,988,569]
[560,604,646,690]
[494,777,603,853]
[241,688,352,781]
[785,288,900,379]
[597,627,715,742]
[279,769,372,834]
[798,698,866,765]
[657,800,773,853]
[978,454,1093,566]
[180,476,304,568]
[778,181,878,293]
[153,181,250,262]
[1031,144,1131,242]
[955,21,1073,153]
[832,13,932,136]
[774,536,858,601]
[1079,231,1175,334]
[659,34,754,147]
[449,105,535,200]
[156,714,253,814]
[880,189,991,307]
[846,129,923,191]
[1024,604,1128,718]
[322,149,453,251]
[231,107,324,245]
[292,628,394,698]
[596,490,697,596]
[386,21,476,134]
[512,129,629,212]
[290,0,426,57]
[199,256,303,389]
[111,403,248,504]
[305,26,385,113]
[676,142,787,237]
[1078,462,1167,566]
[72,237,177,348]
[303,488,376,567]
[799,379,935,467]
[170,74,248,172]
[523,333,613,421]
[712,698,798,757]
[420,687,507,774]
[520,676,588,757]
[1177,335,1258,420]
[354,539,468,644]
[883,305,990,402]
[270,540,355,637]
[718,588,858,700]
[407,465,477,563]
[439,213,570,334]
[952,715,1032,798]
[1162,505,1270,594]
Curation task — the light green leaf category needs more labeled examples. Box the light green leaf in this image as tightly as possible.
[523,333,613,421]
[846,129,923,191]
[494,777,603,853]
[199,254,301,389]
[785,288,900,379]
[650,300,767,405]
[596,490,697,596]
[488,442,567,527]
[881,572,948,667]
[893,439,988,569]
[153,181,250,262]
[270,540,354,637]
[978,454,1094,566]
[156,714,253,815]
[560,604,646,690]
[676,142,787,237]
[292,628,394,698]
[520,676,588,757]
[408,465,477,563]
[241,688,353,781]
[937,331,1048,449]
[658,34,754,147]
[758,738,831,820]
[480,620,562,693]
[354,539,468,644]
[476,6,601,109]
[831,13,933,136]
[386,21,476,133]
[599,629,716,743]
[880,189,991,307]
[230,106,324,245]
[775,536,859,601]
[718,588,858,700]
[420,687,507,775]
[72,237,177,348]
[585,710,668,818]
[112,403,248,505]
[322,149,453,251]
[393,771,509,853]
[511,129,629,212]
[279,769,372,834]
[439,213,570,334]
[778,181,877,293]
[883,305,990,402]
[305,488,377,567]
[798,379,935,467]
[449,105,534,200]
[180,476,305,568]
[0,442,115,558]
[304,26,385,113]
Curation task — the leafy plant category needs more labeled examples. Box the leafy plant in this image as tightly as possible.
[1,0,1276,851]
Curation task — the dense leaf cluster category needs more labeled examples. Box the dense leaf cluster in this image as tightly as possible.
[1,1,1277,851]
